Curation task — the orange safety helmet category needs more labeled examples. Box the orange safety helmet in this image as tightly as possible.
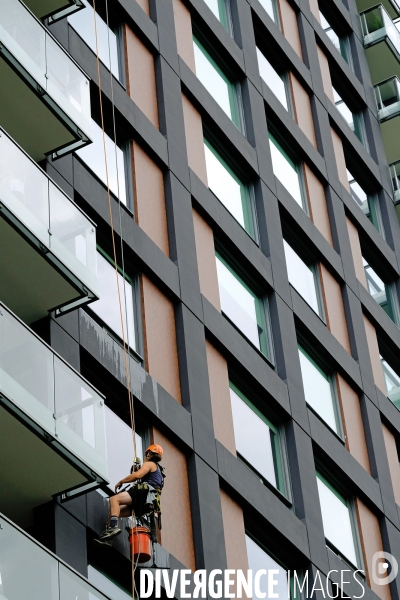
[145,444,163,458]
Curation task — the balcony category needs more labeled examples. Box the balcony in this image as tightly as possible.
[381,357,400,409]
[0,128,98,322]
[374,77,400,164]
[0,302,108,527]
[0,513,111,600]
[360,5,400,84]
[24,0,85,22]
[357,0,400,20]
[390,160,400,210]
[0,0,92,162]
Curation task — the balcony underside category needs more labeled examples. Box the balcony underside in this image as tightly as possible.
[24,0,83,20]
[0,404,88,528]
[0,214,90,324]
[357,0,400,19]
[0,53,86,162]
[365,41,400,85]
[380,114,400,164]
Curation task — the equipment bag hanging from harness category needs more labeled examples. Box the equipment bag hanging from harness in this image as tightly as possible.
[129,463,166,523]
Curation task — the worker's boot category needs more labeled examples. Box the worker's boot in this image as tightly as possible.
[97,525,121,540]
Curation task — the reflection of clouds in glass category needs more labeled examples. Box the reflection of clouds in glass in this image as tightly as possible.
[258,0,276,21]
[216,257,259,348]
[76,120,126,204]
[317,476,358,567]
[90,253,136,350]
[283,241,319,314]
[269,137,303,207]
[204,144,245,227]
[104,406,143,491]
[230,388,277,486]
[256,48,288,110]
[298,348,337,433]
[68,0,120,80]
[194,41,232,118]
[246,536,288,600]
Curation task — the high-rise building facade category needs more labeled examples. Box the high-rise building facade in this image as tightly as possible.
[1,0,400,598]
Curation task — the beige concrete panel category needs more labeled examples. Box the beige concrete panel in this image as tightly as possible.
[331,127,350,190]
[124,26,159,128]
[153,429,196,571]
[356,499,392,600]
[182,95,208,185]
[135,0,150,16]
[172,0,196,71]
[382,423,400,505]
[205,341,236,453]
[290,73,317,148]
[309,0,320,20]
[320,265,351,351]
[303,165,333,245]
[132,142,169,255]
[278,0,303,59]
[192,210,221,309]
[337,375,371,472]
[346,217,366,286]
[220,489,249,573]
[141,275,182,403]
[317,46,335,103]
[363,315,387,394]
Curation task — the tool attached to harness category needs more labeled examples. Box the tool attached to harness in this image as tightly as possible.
[129,463,166,567]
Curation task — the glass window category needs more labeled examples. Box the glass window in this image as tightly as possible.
[256,48,289,110]
[90,251,137,351]
[68,0,120,81]
[216,254,271,358]
[204,141,254,236]
[88,566,131,600]
[104,406,143,491]
[298,346,339,433]
[258,0,278,23]
[269,133,305,209]
[203,0,231,31]
[333,88,366,146]
[230,384,285,493]
[363,259,398,324]
[245,536,289,600]
[283,240,321,315]
[346,170,383,234]
[193,37,241,127]
[381,357,400,410]
[76,119,127,205]
[316,473,359,568]
[319,12,351,65]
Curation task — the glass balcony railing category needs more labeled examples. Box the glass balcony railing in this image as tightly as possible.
[0,0,91,159]
[360,5,400,55]
[363,259,398,323]
[0,301,108,483]
[390,159,400,202]
[381,357,400,409]
[0,512,111,600]
[374,76,400,120]
[0,128,98,319]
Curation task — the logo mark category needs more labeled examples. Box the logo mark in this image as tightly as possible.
[372,552,398,586]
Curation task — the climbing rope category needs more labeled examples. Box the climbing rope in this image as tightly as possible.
[91,1,141,595]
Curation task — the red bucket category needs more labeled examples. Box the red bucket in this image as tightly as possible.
[129,526,152,563]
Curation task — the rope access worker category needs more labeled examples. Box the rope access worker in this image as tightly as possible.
[96,444,164,544]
